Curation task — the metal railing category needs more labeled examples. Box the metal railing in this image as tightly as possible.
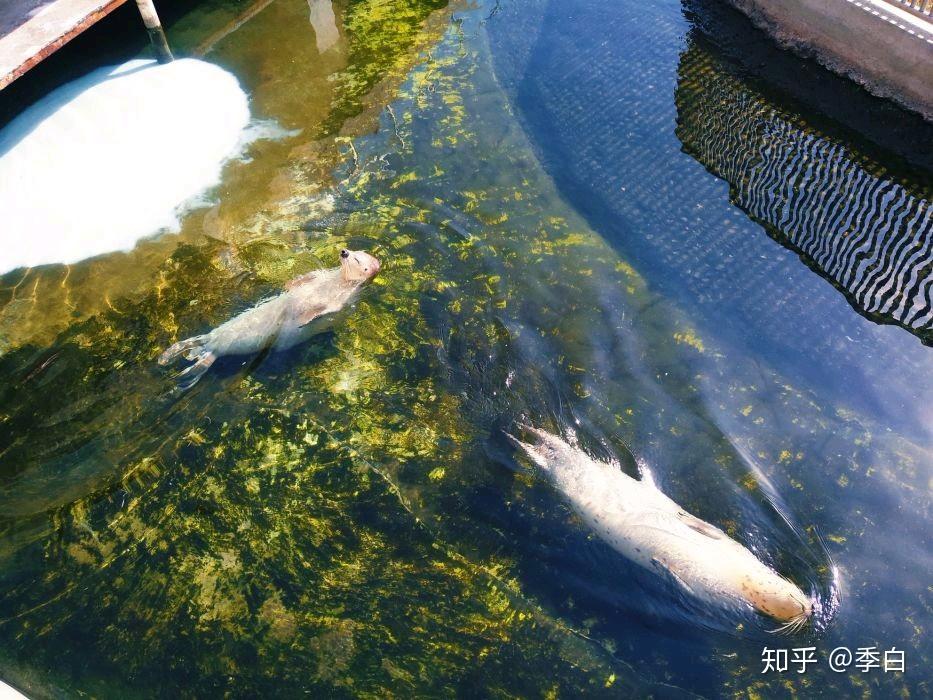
[890,0,932,17]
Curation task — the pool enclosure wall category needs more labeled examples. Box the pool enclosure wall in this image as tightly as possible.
[725,0,933,120]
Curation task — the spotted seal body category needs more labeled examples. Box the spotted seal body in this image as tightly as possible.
[159,249,380,387]
[508,426,813,630]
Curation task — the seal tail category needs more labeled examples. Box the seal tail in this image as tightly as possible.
[158,334,209,366]
[175,350,216,390]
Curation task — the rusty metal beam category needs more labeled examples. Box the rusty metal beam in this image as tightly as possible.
[0,0,129,91]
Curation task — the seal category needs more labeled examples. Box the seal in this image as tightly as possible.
[159,249,380,387]
[507,426,813,631]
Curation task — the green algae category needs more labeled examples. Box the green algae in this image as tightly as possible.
[0,1,929,698]
[0,2,656,696]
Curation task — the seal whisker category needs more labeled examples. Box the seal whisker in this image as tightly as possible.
[769,608,811,635]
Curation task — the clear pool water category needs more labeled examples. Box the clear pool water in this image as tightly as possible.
[0,0,930,696]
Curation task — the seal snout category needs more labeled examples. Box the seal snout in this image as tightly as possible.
[339,248,381,282]
[747,574,814,633]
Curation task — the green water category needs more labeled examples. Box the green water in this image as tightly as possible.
[0,0,930,697]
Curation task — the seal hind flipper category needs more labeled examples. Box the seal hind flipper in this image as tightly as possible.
[175,351,216,390]
[159,334,208,365]
[651,557,696,596]
[504,430,548,471]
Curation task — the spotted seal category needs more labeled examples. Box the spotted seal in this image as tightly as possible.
[159,249,380,387]
[508,426,813,630]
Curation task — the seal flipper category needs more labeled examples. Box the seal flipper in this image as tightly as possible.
[175,351,216,390]
[297,302,331,328]
[676,510,727,540]
[285,269,323,291]
[504,424,570,474]
[651,557,695,596]
[503,430,546,472]
[159,334,208,365]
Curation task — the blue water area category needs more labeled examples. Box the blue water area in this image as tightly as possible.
[486,0,931,438]
[0,0,930,697]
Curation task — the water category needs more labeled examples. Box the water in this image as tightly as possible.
[0,58,251,273]
[0,0,930,696]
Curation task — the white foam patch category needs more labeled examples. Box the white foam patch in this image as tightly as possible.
[0,59,251,273]
[0,679,27,699]
[235,118,302,163]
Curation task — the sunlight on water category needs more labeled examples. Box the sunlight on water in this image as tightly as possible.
[0,58,249,273]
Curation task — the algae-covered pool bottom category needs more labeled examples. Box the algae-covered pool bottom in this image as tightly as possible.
[0,0,930,697]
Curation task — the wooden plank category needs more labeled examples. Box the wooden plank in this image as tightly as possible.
[193,0,277,57]
[0,0,129,90]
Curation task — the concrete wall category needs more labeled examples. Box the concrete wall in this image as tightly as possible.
[724,0,933,120]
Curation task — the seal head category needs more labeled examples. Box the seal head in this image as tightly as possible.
[340,249,381,282]
[743,574,813,632]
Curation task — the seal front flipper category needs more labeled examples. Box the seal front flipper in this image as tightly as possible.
[285,269,323,291]
[297,302,331,328]
[651,557,695,596]
[676,510,726,540]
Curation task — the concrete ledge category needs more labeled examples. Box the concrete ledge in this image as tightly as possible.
[723,0,933,119]
[0,0,129,90]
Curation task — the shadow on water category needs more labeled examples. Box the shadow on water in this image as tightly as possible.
[204,329,341,383]
[680,0,933,175]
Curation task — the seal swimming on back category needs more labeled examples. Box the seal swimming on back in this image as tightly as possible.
[159,248,380,387]
[507,426,813,631]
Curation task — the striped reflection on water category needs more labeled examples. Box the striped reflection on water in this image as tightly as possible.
[675,44,932,342]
